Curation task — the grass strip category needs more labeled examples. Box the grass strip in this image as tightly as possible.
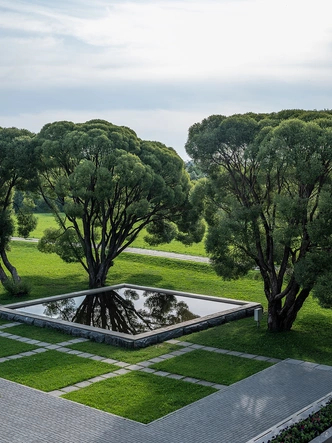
[185,314,332,366]
[0,336,38,357]
[7,324,76,344]
[150,349,273,385]
[0,350,117,391]
[67,341,181,364]
[63,371,217,423]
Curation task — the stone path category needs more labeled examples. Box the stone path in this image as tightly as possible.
[1,322,332,442]
[0,323,280,396]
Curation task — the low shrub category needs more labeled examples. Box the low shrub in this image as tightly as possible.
[2,278,31,297]
[266,398,332,442]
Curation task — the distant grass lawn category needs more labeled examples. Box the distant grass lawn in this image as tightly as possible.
[63,371,217,423]
[0,350,117,391]
[150,349,273,385]
[0,336,38,357]
[67,341,181,364]
[26,213,208,257]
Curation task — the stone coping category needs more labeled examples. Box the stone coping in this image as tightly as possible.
[0,283,261,348]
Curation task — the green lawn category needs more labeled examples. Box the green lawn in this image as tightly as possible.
[5,324,78,344]
[26,213,208,257]
[63,371,216,424]
[67,341,181,364]
[185,312,332,366]
[0,350,117,391]
[0,241,264,304]
[150,349,273,385]
[0,336,38,357]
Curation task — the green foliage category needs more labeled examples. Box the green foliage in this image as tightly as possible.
[2,278,31,297]
[267,398,332,442]
[37,227,85,263]
[0,210,13,250]
[36,120,204,288]
[16,196,38,238]
[312,273,332,308]
[25,212,208,256]
[186,110,332,331]
[0,127,37,281]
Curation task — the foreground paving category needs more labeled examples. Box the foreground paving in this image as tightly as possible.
[1,359,332,443]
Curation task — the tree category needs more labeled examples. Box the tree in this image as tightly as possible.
[0,127,37,285]
[36,119,204,289]
[185,160,205,181]
[186,110,332,332]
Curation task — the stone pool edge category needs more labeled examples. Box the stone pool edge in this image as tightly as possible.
[0,283,261,348]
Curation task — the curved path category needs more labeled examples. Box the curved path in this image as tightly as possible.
[11,237,210,263]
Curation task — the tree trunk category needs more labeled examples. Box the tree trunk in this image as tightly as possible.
[0,262,8,283]
[0,250,20,283]
[267,288,310,332]
[88,261,113,289]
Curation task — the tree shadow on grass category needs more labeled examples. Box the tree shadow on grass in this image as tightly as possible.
[0,274,88,305]
[108,273,170,289]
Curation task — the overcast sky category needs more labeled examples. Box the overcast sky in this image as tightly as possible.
[1,0,332,160]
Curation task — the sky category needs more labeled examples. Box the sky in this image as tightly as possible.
[1,0,332,160]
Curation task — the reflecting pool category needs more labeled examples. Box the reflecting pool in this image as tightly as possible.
[14,287,240,335]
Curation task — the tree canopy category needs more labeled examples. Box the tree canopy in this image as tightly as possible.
[186,110,332,331]
[36,119,204,288]
[0,127,37,285]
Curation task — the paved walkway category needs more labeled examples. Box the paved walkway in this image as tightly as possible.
[1,323,332,442]
[11,237,210,263]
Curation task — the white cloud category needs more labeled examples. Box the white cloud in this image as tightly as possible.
[1,0,332,159]
[1,0,332,87]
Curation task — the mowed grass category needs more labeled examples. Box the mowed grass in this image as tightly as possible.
[1,242,332,366]
[185,310,332,366]
[0,336,38,357]
[67,341,181,364]
[0,350,117,391]
[0,241,264,304]
[5,324,77,344]
[27,213,208,256]
[150,350,273,385]
[63,371,217,424]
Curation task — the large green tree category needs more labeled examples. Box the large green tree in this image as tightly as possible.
[186,110,332,331]
[0,127,37,284]
[37,119,204,288]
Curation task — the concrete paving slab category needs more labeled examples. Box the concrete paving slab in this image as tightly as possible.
[1,360,332,443]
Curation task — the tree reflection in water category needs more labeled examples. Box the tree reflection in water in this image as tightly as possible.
[43,289,198,335]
